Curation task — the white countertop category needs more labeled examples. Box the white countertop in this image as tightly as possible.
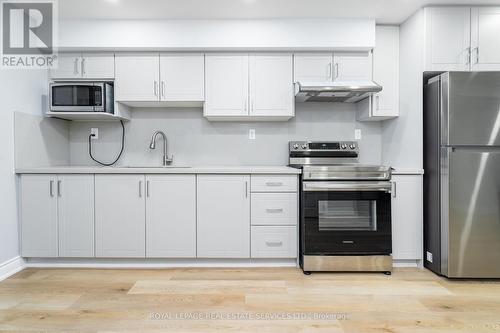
[15,165,302,175]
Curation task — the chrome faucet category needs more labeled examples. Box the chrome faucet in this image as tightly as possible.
[149,130,173,166]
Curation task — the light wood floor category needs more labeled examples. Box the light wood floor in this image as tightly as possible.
[1,267,500,332]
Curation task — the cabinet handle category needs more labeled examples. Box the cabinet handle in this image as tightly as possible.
[146,180,150,197]
[49,180,54,197]
[139,181,143,198]
[475,47,479,64]
[465,47,471,65]
[266,208,284,213]
[334,63,339,79]
[265,182,283,187]
[244,98,247,113]
[392,181,397,198]
[266,241,283,247]
[161,81,165,97]
[376,95,380,111]
[245,181,248,198]
[57,180,62,197]
[74,58,79,75]
[81,58,86,76]
[327,63,332,79]
[154,81,158,96]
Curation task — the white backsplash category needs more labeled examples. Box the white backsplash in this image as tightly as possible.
[68,103,383,166]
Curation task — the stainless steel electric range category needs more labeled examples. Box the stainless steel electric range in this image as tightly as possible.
[289,141,393,275]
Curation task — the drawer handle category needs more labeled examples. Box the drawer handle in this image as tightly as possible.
[265,182,283,186]
[266,241,283,247]
[266,208,284,213]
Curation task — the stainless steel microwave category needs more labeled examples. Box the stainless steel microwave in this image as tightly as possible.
[49,81,114,113]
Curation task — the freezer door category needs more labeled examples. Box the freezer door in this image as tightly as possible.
[444,72,500,146]
[442,147,500,277]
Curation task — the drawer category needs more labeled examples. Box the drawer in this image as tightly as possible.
[251,175,297,192]
[251,193,297,226]
[251,226,297,258]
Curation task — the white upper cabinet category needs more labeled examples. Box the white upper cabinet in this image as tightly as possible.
[293,53,333,82]
[471,7,500,71]
[146,175,196,258]
[293,52,372,83]
[81,53,115,79]
[249,54,294,117]
[333,51,372,82]
[205,53,294,120]
[204,54,249,118]
[159,54,205,101]
[50,53,114,79]
[197,175,250,258]
[115,53,160,102]
[424,7,471,71]
[357,26,399,121]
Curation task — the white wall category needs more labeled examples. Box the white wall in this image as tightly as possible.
[0,70,47,264]
[382,10,424,170]
[58,18,375,51]
[69,104,383,166]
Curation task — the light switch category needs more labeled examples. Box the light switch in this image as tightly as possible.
[354,129,362,140]
[249,129,256,140]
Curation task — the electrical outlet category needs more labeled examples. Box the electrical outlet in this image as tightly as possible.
[426,251,433,263]
[90,128,98,140]
[249,129,256,140]
[354,129,362,140]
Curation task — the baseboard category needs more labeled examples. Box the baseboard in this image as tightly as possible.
[393,259,422,268]
[0,256,25,281]
[24,258,298,268]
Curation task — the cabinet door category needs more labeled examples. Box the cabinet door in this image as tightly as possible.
[333,51,372,82]
[372,26,399,118]
[146,175,196,258]
[471,7,500,71]
[249,54,294,117]
[197,175,250,258]
[293,53,333,82]
[391,175,423,260]
[95,175,146,258]
[424,7,471,71]
[160,54,204,101]
[204,54,249,117]
[49,53,81,79]
[82,53,115,79]
[20,175,58,257]
[115,54,160,101]
[58,175,95,257]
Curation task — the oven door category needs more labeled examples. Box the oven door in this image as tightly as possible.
[50,83,103,112]
[301,181,392,255]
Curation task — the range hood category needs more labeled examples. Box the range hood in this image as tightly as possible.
[295,81,382,103]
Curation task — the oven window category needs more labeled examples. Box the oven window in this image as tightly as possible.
[318,200,377,231]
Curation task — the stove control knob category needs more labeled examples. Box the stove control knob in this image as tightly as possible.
[301,144,308,149]
[349,144,356,150]
[293,144,299,150]
[341,144,347,149]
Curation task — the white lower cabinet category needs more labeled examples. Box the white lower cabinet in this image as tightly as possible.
[391,174,423,260]
[197,175,250,258]
[95,175,146,258]
[251,193,297,226]
[20,174,94,258]
[57,175,95,257]
[251,226,297,258]
[146,175,196,258]
[20,175,59,257]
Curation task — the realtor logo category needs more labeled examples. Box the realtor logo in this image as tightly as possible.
[1,0,57,68]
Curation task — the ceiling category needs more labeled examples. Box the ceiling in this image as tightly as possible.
[58,0,500,24]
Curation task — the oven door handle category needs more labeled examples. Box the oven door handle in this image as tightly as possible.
[302,181,392,192]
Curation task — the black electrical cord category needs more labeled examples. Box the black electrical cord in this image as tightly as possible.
[88,120,125,166]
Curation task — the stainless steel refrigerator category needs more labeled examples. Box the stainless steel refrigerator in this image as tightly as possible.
[424,72,500,278]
